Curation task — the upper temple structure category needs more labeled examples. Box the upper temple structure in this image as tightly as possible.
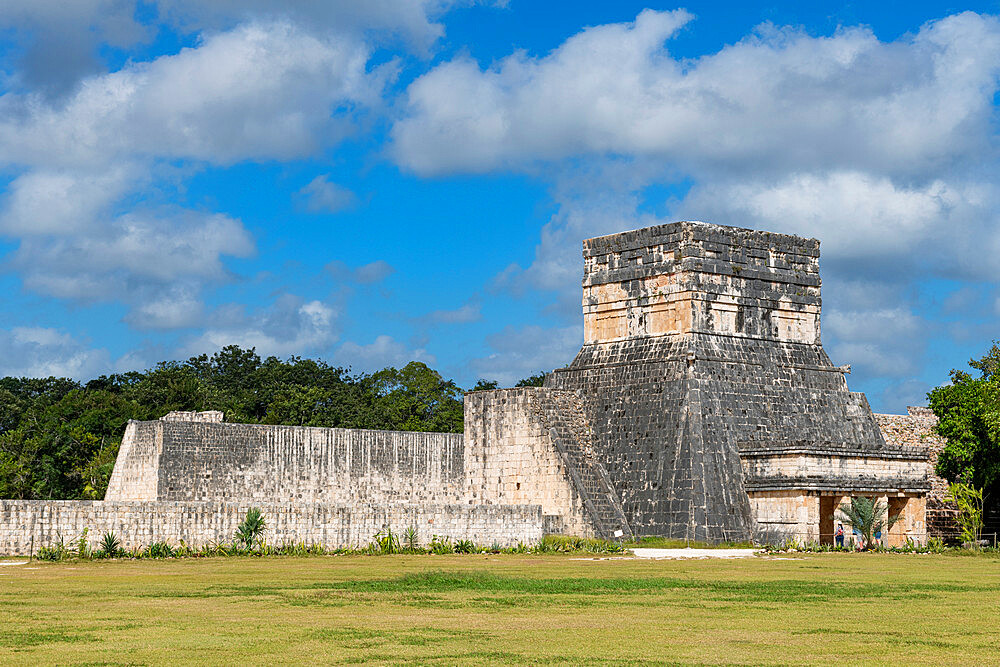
[0,221,943,554]
[542,221,929,542]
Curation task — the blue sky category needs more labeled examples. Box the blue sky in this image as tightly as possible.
[1,1,999,412]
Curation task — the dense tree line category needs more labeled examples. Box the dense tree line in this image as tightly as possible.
[0,346,542,502]
[929,342,1000,514]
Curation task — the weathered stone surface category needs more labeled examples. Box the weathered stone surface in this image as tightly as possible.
[0,219,936,551]
[548,221,929,542]
[107,422,465,504]
[0,500,541,555]
[876,407,959,539]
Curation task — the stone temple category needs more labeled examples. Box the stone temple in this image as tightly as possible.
[0,221,940,553]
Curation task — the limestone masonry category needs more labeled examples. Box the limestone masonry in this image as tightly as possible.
[0,221,951,554]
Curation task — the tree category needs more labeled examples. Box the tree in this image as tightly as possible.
[947,482,985,547]
[471,379,499,391]
[929,342,1000,495]
[515,372,546,388]
[0,347,471,499]
[367,362,464,433]
[835,496,901,550]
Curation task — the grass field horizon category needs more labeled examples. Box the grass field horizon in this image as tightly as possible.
[2,552,998,665]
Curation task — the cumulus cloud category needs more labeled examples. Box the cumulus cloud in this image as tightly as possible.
[0,0,465,97]
[296,175,357,213]
[0,0,149,96]
[0,327,112,378]
[0,21,388,168]
[334,335,435,372]
[879,379,934,414]
[679,171,1000,280]
[181,295,337,358]
[393,10,1000,178]
[0,17,392,331]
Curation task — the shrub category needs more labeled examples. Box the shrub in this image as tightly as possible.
[146,542,176,558]
[372,527,400,555]
[947,482,985,547]
[836,496,901,551]
[234,508,266,551]
[99,531,121,558]
[454,539,478,554]
[430,535,454,554]
[403,526,420,552]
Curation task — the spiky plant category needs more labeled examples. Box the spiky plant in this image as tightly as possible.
[100,531,121,558]
[401,526,420,552]
[373,526,400,554]
[835,496,901,550]
[234,507,266,551]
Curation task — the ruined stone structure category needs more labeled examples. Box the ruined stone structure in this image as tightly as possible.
[0,221,938,554]
[539,221,930,543]
[876,407,959,539]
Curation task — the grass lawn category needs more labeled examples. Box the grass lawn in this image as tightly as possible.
[1,552,998,665]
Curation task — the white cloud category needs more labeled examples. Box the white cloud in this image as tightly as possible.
[6,205,254,305]
[334,334,435,372]
[181,295,337,358]
[679,171,1000,280]
[0,18,390,329]
[0,21,388,168]
[393,10,1000,179]
[879,379,933,413]
[296,175,357,213]
[0,0,466,96]
[469,324,580,386]
[0,327,111,378]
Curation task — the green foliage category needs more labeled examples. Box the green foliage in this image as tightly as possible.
[429,535,454,554]
[535,535,626,554]
[0,346,477,501]
[37,533,72,561]
[366,362,464,433]
[371,526,401,554]
[99,531,121,558]
[929,342,1000,494]
[514,372,546,388]
[234,508,266,551]
[948,482,985,546]
[471,379,499,391]
[403,526,420,552]
[453,539,478,554]
[835,497,901,550]
[145,542,177,558]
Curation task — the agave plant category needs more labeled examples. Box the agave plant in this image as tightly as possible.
[100,531,121,558]
[234,508,267,551]
[403,526,420,552]
[835,496,901,550]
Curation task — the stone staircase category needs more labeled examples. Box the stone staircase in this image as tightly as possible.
[534,390,633,541]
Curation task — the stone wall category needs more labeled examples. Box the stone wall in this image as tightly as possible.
[107,421,466,505]
[463,389,594,537]
[875,407,958,538]
[0,500,542,555]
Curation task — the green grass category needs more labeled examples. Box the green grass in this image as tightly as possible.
[1,552,998,665]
